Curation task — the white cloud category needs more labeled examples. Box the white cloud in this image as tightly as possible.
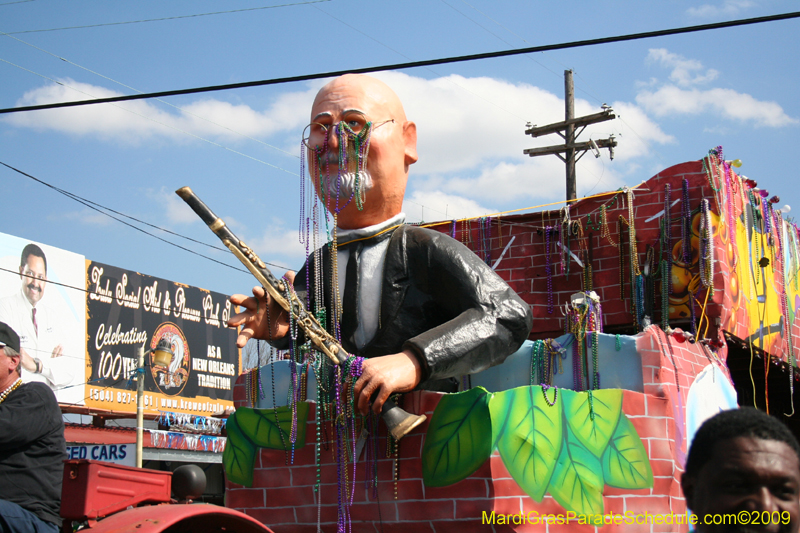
[437,159,565,204]
[371,71,566,175]
[247,223,307,268]
[636,85,797,127]
[52,209,114,226]
[149,187,199,225]
[646,48,719,87]
[404,155,628,221]
[635,77,660,89]
[687,0,756,18]
[3,79,317,144]
[702,125,733,135]
[223,215,247,232]
[403,190,495,223]
[363,71,672,211]
[8,72,680,223]
[609,101,676,159]
[6,72,677,176]
[636,48,796,128]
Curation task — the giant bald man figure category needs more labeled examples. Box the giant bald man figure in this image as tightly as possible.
[229,74,532,415]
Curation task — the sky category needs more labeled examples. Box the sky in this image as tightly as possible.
[1,0,798,299]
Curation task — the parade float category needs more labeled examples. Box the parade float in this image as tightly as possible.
[221,147,800,532]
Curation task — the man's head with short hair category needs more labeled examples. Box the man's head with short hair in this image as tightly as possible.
[682,407,800,532]
[20,243,47,275]
[3,346,20,375]
[19,243,47,307]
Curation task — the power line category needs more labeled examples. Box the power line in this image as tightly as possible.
[312,5,526,122]
[441,0,515,46]
[459,0,534,48]
[0,161,292,272]
[0,265,237,319]
[2,10,798,115]
[0,263,247,399]
[0,57,301,175]
[451,1,606,104]
[0,30,301,161]
[3,0,331,35]
[2,159,230,253]
[3,20,465,230]
[441,0,628,187]
[445,0,667,180]
[0,158,643,280]
[3,9,509,223]
[450,0,562,83]
[0,27,482,251]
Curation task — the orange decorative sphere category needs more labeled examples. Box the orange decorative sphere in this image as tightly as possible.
[692,211,720,239]
[671,264,694,295]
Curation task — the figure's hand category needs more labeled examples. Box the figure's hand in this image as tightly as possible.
[352,350,422,415]
[51,344,63,358]
[227,272,295,348]
[19,347,36,372]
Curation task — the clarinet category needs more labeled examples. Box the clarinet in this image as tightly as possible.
[175,187,426,440]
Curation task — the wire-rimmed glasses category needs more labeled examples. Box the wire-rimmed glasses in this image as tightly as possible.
[302,118,395,150]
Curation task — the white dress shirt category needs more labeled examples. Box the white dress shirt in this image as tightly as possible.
[0,287,74,389]
[336,213,405,350]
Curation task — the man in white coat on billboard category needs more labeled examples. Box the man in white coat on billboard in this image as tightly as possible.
[0,243,73,391]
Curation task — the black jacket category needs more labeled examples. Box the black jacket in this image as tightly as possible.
[0,381,65,526]
[284,224,532,389]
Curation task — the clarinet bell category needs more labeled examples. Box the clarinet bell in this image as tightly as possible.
[381,397,427,440]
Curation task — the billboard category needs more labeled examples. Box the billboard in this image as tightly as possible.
[85,261,239,415]
[0,233,86,404]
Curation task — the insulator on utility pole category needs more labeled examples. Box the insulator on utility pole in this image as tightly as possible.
[523,70,618,202]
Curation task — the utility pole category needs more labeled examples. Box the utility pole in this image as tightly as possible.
[135,345,145,468]
[524,70,617,202]
[565,70,576,202]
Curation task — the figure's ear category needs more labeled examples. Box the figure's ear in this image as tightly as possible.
[403,121,418,166]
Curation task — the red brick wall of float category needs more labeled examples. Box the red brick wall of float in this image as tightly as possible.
[226,326,722,532]
[435,159,800,367]
[424,161,726,345]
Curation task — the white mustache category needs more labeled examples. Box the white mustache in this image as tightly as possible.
[319,152,341,166]
[316,151,369,168]
[322,171,373,199]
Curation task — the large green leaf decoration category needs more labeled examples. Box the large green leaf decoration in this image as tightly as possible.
[602,414,654,489]
[234,403,309,449]
[562,388,622,457]
[222,403,309,487]
[490,386,562,501]
[422,386,493,487]
[548,426,604,517]
[223,412,257,487]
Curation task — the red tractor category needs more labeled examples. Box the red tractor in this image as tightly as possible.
[60,460,271,533]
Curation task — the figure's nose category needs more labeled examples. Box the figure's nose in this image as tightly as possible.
[307,133,339,164]
[324,126,339,150]
[749,487,779,514]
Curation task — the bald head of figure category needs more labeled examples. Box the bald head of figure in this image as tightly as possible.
[308,74,418,229]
